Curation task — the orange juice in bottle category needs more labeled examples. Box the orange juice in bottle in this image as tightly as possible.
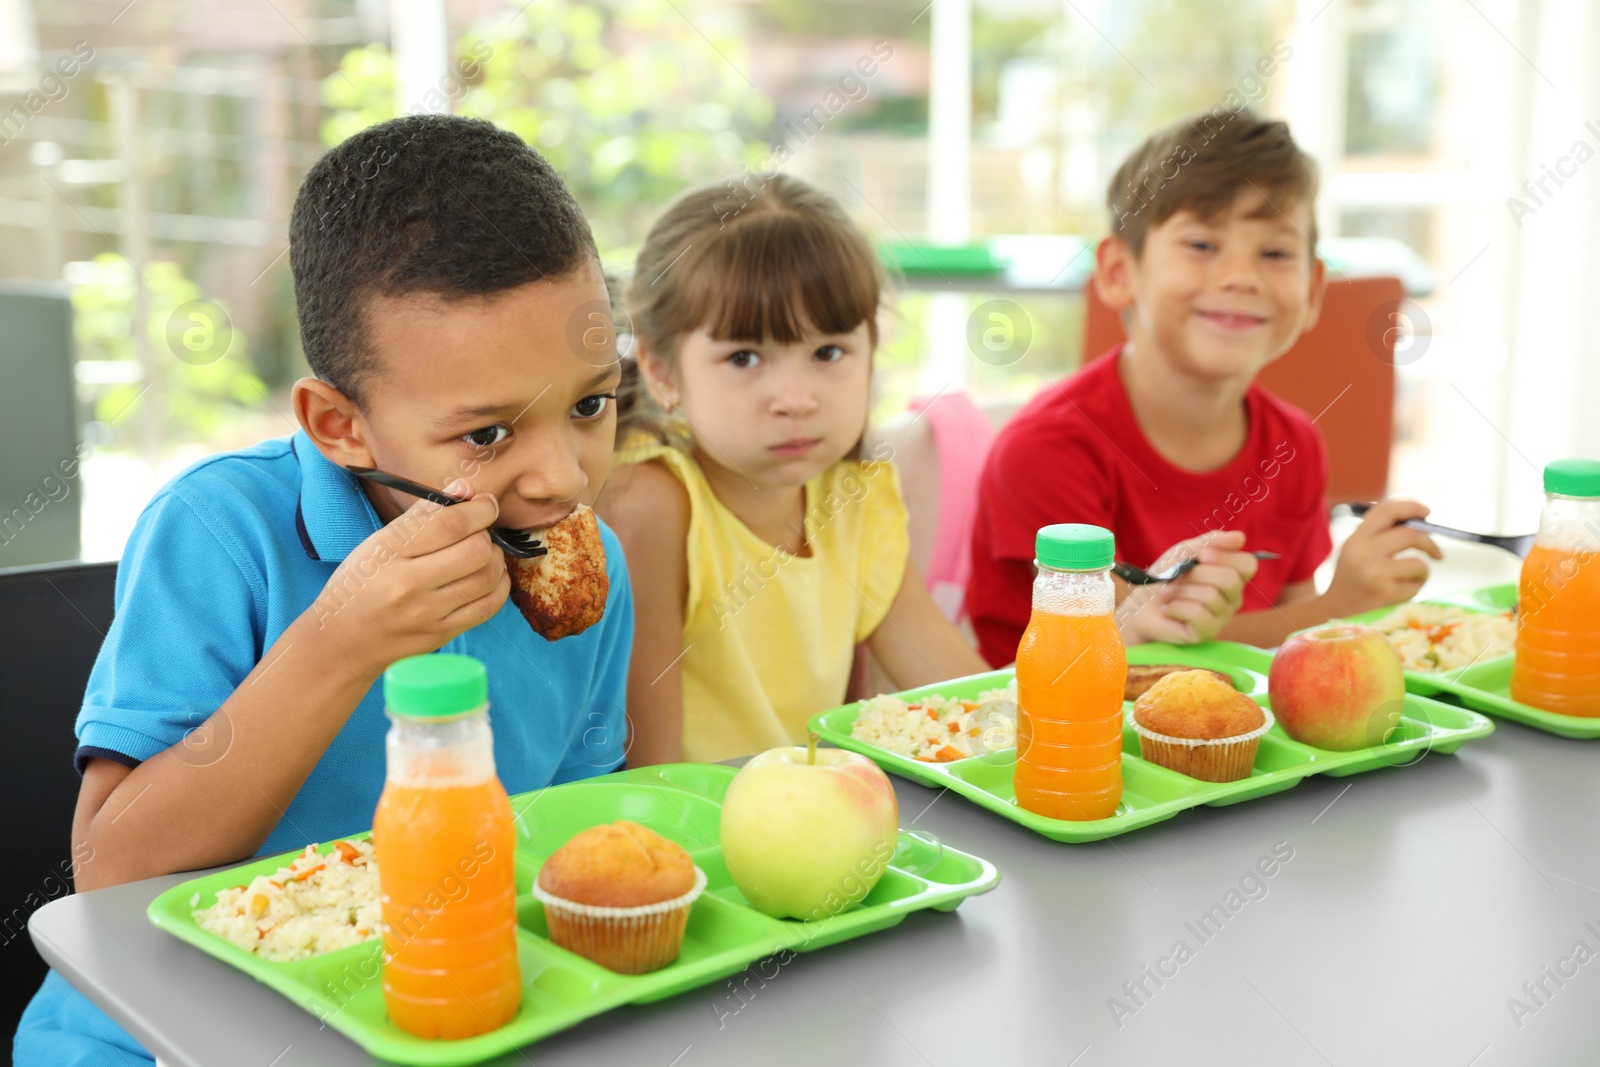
[375,654,521,1038]
[1014,524,1128,820]
[1511,459,1600,716]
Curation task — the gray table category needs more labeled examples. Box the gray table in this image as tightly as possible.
[31,721,1600,1066]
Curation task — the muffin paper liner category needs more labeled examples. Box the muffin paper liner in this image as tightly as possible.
[1131,707,1276,783]
[532,866,707,974]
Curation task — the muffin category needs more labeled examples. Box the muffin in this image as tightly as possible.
[1131,670,1274,783]
[533,820,705,974]
[1125,663,1233,702]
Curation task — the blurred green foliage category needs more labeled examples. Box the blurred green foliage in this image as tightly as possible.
[71,253,264,442]
[1101,0,1287,132]
[756,0,927,36]
[320,0,776,251]
[752,2,1053,132]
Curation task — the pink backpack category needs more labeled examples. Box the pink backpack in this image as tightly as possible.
[906,391,996,621]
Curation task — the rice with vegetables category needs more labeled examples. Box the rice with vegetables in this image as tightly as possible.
[192,840,379,961]
[1371,603,1516,672]
[851,681,1018,761]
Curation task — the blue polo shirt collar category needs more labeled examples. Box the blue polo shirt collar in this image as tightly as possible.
[292,430,382,563]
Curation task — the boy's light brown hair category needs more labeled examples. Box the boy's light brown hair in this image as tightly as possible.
[1107,109,1319,257]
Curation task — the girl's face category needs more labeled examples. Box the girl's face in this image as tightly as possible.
[647,319,873,489]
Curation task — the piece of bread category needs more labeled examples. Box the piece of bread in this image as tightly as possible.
[1132,669,1265,740]
[506,503,608,641]
[536,820,696,908]
[1124,663,1232,702]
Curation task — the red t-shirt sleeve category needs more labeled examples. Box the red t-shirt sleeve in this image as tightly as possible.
[970,408,1114,666]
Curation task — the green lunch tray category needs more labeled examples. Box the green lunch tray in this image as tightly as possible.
[148,763,1000,1066]
[809,641,1494,844]
[1336,583,1600,739]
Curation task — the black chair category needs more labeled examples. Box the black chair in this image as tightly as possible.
[0,560,115,1042]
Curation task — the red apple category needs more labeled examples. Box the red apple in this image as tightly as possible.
[719,735,899,920]
[1269,625,1407,750]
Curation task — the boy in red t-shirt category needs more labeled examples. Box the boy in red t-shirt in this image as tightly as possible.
[969,110,1440,665]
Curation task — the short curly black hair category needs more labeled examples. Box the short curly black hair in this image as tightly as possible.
[289,114,597,405]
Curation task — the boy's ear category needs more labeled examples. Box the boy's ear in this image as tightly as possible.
[292,378,378,468]
[1093,234,1137,312]
[1301,255,1328,335]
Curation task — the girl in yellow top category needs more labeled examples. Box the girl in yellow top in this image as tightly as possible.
[597,175,990,764]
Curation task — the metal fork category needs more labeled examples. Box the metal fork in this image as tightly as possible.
[344,466,547,559]
[1113,551,1282,586]
[1349,502,1535,559]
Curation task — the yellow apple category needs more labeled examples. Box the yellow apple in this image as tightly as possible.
[719,736,900,921]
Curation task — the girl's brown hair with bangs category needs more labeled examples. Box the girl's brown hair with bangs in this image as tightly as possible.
[618,174,884,447]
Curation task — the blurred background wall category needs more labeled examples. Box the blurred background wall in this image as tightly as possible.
[1,0,1597,567]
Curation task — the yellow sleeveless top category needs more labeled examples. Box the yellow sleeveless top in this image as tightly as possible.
[618,444,910,763]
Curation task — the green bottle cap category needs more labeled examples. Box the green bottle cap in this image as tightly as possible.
[1036,523,1115,571]
[384,654,488,719]
[1545,458,1600,498]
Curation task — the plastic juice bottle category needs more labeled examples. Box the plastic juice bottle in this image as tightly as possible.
[1511,459,1600,716]
[374,654,521,1038]
[1013,524,1128,820]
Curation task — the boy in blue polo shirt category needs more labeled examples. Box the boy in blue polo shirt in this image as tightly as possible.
[17,114,634,1064]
